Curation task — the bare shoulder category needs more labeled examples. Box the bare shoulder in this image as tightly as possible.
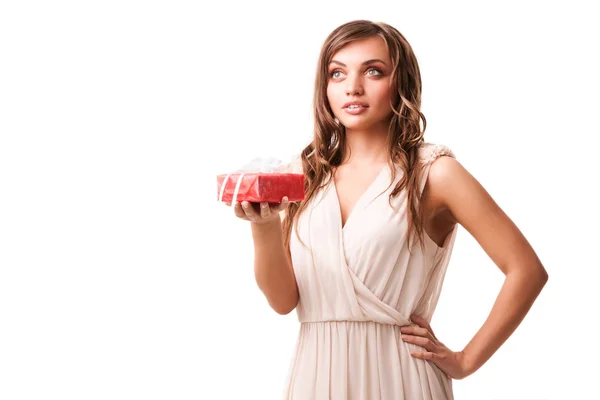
[426,153,547,277]
[417,141,457,218]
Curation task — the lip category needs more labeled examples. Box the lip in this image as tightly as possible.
[342,100,369,109]
[344,105,368,115]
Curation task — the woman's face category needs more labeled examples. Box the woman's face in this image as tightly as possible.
[326,36,394,131]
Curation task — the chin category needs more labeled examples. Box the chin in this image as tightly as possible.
[339,119,376,131]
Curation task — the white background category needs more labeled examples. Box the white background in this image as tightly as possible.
[1,1,598,399]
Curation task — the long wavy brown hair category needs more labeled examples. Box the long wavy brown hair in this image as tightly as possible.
[282,19,430,254]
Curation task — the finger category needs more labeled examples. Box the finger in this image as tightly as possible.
[410,315,428,327]
[241,201,258,220]
[225,202,232,207]
[260,202,271,218]
[401,335,437,352]
[410,351,438,362]
[400,325,431,338]
[410,315,437,340]
[233,202,250,220]
[271,197,289,213]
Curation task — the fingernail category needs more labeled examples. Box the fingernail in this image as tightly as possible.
[242,202,248,209]
[283,196,288,203]
[261,202,268,208]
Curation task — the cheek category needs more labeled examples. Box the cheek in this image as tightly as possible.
[374,84,392,102]
[372,85,394,110]
[326,85,337,107]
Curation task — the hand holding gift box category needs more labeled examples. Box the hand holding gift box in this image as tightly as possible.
[217,156,305,204]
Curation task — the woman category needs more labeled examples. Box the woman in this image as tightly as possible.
[227,19,548,400]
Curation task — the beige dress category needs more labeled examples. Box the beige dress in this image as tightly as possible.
[283,143,459,399]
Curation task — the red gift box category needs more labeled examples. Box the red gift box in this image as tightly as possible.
[217,172,305,203]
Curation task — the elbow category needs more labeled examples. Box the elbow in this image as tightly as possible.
[271,294,299,316]
[509,262,548,289]
[532,264,549,290]
[273,303,297,315]
[537,263,549,284]
[540,269,549,288]
[274,305,296,315]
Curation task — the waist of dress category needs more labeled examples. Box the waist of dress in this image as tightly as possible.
[300,319,408,327]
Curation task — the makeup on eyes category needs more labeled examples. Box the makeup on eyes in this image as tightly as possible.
[329,67,384,79]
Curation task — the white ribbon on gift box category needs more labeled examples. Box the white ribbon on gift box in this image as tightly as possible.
[218,157,289,204]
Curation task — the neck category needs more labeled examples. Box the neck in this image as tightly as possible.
[341,123,389,166]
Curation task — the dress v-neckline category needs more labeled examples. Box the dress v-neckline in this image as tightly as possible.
[330,164,389,232]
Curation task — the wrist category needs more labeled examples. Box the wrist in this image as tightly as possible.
[459,349,479,377]
[250,218,281,232]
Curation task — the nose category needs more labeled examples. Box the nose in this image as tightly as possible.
[345,73,363,96]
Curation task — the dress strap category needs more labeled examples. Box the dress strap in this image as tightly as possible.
[417,142,456,194]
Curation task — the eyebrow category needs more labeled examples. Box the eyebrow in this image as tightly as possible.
[329,59,387,67]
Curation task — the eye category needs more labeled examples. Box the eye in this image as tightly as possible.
[328,68,382,79]
[366,68,383,76]
[329,70,344,79]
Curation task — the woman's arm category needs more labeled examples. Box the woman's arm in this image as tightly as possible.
[426,156,549,376]
[248,207,299,315]
[246,156,302,315]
